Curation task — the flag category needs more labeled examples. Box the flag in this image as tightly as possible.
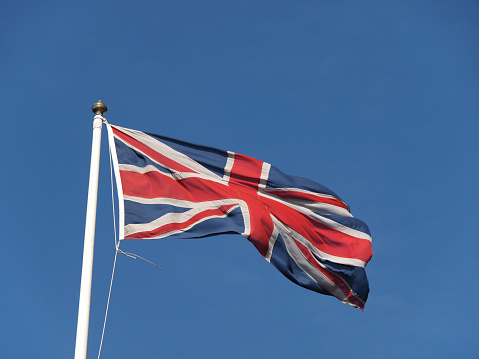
[107,124,372,309]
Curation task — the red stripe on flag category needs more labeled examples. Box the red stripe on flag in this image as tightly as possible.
[293,239,365,309]
[228,153,263,190]
[236,190,274,258]
[265,189,349,211]
[260,196,372,263]
[113,127,195,174]
[227,153,274,257]
[126,203,238,239]
[120,171,232,201]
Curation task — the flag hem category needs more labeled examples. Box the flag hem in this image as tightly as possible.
[107,124,125,240]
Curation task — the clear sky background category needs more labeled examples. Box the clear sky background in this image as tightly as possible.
[1,1,478,358]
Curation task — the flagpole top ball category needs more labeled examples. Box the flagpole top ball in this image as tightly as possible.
[92,100,107,115]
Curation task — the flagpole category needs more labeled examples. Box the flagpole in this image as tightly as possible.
[74,100,107,359]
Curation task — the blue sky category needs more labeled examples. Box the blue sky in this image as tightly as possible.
[1,1,478,358]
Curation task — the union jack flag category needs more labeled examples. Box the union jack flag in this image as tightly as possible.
[107,124,372,309]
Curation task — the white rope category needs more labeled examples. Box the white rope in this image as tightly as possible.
[97,124,119,359]
[97,119,164,358]
[117,248,165,271]
[97,245,118,359]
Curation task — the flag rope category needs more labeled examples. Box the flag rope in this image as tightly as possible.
[96,246,118,359]
[97,120,120,359]
[116,249,165,271]
[97,121,166,359]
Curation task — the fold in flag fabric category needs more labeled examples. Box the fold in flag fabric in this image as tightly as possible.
[107,124,372,309]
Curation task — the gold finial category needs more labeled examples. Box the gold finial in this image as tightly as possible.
[92,100,108,115]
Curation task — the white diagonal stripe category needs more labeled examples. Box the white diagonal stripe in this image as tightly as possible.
[265,187,348,206]
[273,218,367,268]
[124,202,241,237]
[124,195,239,207]
[265,219,280,262]
[268,197,353,217]
[112,125,222,181]
[259,192,372,242]
[118,163,226,185]
[123,196,252,238]
[127,205,240,239]
[274,218,349,302]
[260,186,353,217]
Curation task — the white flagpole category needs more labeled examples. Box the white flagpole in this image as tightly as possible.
[74,100,107,359]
